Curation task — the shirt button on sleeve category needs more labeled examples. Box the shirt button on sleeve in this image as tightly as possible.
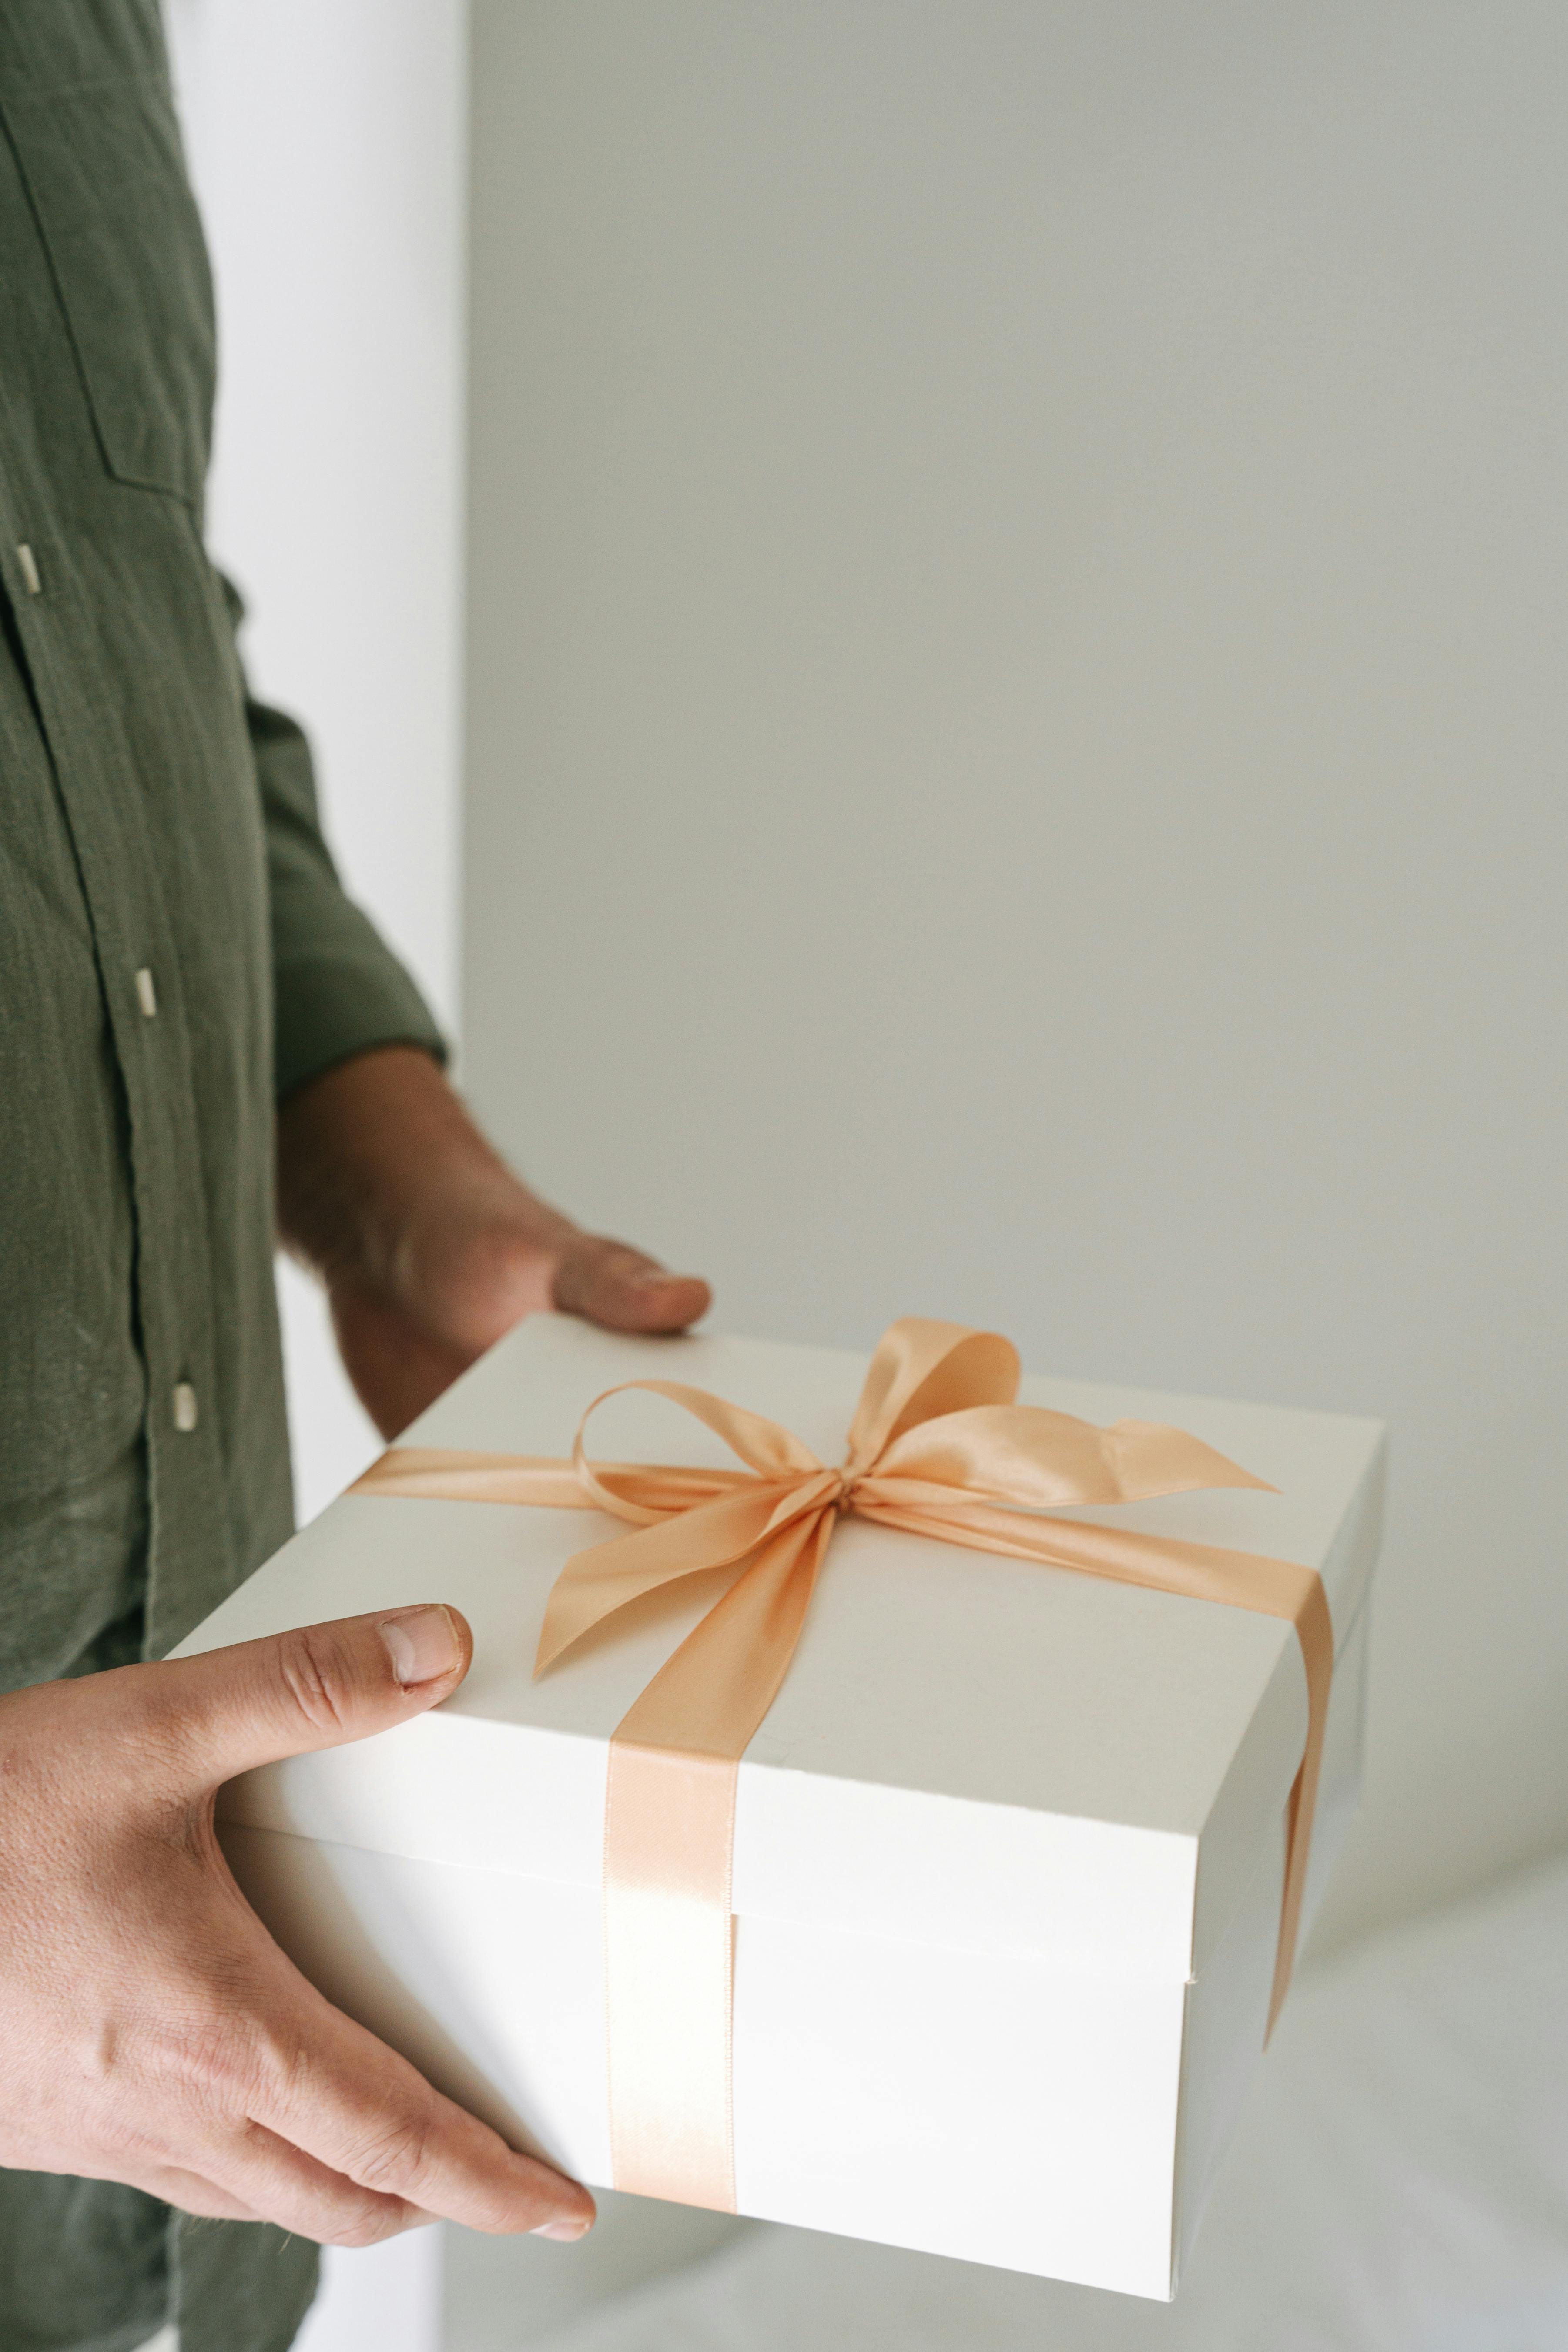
[172,1382,199,1434]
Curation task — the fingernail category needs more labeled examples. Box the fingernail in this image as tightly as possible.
[380,1605,461,1686]
[532,2216,593,2241]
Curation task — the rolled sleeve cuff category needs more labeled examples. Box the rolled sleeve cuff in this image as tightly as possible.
[273,927,448,1104]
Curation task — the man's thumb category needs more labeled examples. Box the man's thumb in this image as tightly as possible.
[146,1605,472,1787]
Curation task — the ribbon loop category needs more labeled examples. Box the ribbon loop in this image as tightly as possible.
[572,1377,825,1521]
[841,1317,1021,1477]
[874,1403,1278,1511]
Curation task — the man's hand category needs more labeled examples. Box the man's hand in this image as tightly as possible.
[0,1604,596,2247]
[277,1048,710,1437]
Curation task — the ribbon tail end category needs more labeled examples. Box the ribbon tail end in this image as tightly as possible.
[533,1622,579,1678]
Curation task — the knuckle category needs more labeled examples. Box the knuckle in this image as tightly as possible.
[123,1983,267,2118]
[232,2119,408,2249]
[184,2005,271,2104]
[322,2197,409,2250]
[345,2109,432,2198]
[235,2014,337,2129]
[273,1628,355,1736]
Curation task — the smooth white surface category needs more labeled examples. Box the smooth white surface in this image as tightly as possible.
[215,1824,1179,2295]
[463,0,1568,1973]
[511,1856,1568,2352]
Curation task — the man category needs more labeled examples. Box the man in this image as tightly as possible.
[0,9,709,2348]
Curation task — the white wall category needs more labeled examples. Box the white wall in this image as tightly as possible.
[167,0,467,1526]
[464,0,1568,1960]
[165,5,467,2344]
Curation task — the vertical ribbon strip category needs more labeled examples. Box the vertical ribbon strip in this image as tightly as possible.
[354,1318,1333,2211]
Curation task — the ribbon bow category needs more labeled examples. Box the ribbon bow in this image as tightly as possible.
[355,1318,1332,2213]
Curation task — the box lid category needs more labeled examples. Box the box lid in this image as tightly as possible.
[183,1317,1384,1981]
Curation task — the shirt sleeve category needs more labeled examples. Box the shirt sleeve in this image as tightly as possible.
[220,574,449,1101]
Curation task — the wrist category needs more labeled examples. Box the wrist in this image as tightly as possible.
[276,1046,550,1308]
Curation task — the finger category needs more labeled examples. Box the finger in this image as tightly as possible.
[553,1237,711,1335]
[113,2160,262,2225]
[180,2117,427,2248]
[250,1980,594,2239]
[137,1605,475,1791]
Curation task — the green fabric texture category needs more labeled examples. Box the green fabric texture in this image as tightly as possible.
[0,3,446,2345]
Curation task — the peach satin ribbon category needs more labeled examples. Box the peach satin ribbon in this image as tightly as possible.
[352,1318,1332,2211]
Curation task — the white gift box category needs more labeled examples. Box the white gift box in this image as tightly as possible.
[176,1317,1383,2301]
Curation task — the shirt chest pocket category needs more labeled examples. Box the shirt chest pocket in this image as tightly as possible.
[1,74,215,507]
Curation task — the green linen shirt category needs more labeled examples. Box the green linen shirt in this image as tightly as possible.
[0,6,446,2348]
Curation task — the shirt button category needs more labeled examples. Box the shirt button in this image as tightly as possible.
[135,968,158,1018]
[172,1382,199,1434]
[15,543,41,596]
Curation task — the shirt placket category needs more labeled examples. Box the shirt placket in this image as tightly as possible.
[0,469,237,1656]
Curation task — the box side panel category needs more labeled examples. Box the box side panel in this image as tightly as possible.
[734,1910,1183,2298]
[734,1769,1198,1977]
[220,1823,614,2184]
[1189,1446,1384,1974]
[224,1826,1183,2298]
[1172,1595,1372,2281]
[1297,1585,1371,1947]
[218,1709,609,1889]
[1171,1816,1282,2292]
